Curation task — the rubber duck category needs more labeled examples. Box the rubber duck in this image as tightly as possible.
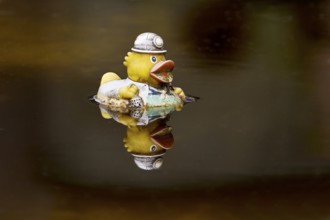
[95,32,186,109]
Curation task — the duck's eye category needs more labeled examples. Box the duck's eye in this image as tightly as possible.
[150,145,157,152]
[150,56,157,63]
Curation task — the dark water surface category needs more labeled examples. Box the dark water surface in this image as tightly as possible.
[1,0,330,219]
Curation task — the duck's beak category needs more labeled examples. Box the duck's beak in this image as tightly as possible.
[150,60,175,83]
[150,124,174,149]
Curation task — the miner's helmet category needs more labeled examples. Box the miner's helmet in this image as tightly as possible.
[131,32,167,54]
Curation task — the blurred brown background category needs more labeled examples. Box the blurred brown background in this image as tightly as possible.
[1,0,330,219]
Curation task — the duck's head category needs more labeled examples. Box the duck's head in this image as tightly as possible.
[123,32,175,88]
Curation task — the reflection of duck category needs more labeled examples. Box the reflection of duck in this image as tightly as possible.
[98,105,175,170]
[99,102,176,126]
[124,119,173,170]
[95,32,186,109]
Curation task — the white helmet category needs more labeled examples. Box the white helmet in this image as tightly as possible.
[131,32,167,54]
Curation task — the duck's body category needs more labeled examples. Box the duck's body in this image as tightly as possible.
[95,32,186,111]
[96,73,182,108]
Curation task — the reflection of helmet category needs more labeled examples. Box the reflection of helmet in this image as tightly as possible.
[132,32,167,54]
[132,154,164,170]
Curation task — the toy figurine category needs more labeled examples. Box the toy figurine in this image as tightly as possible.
[94,32,187,109]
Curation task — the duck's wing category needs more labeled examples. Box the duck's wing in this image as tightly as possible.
[100,72,121,85]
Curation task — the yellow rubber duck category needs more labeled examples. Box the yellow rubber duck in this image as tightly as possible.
[95,32,185,111]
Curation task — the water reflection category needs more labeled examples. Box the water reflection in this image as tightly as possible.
[97,104,177,170]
